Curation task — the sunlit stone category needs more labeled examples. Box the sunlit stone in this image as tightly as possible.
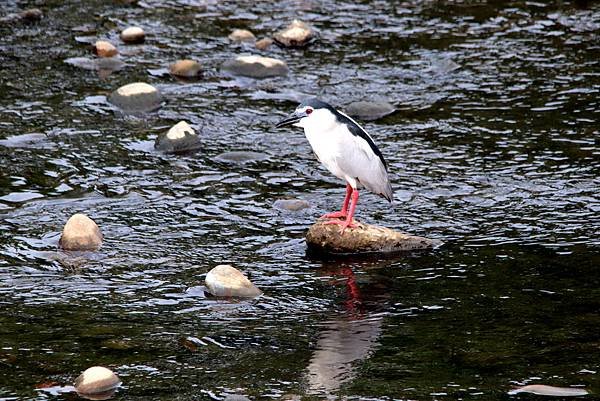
[155,121,201,153]
[120,26,145,44]
[109,82,162,113]
[93,40,118,58]
[205,265,262,298]
[273,20,315,48]
[508,384,588,397]
[222,55,288,78]
[74,366,120,395]
[306,220,442,255]
[228,29,256,43]
[169,59,202,78]
[59,213,103,251]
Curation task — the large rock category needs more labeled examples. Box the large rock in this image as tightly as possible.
[205,265,262,298]
[59,213,103,251]
[345,101,396,121]
[74,366,121,396]
[306,220,441,255]
[169,59,202,78]
[228,29,256,43]
[120,26,145,44]
[222,55,288,78]
[109,82,162,113]
[273,20,315,48]
[154,121,201,153]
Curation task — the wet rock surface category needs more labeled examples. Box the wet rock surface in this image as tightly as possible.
[345,101,396,121]
[169,59,202,78]
[155,121,201,153]
[306,220,441,255]
[205,265,262,298]
[273,20,315,48]
[74,366,120,395]
[273,199,310,212]
[108,82,162,113]
[59,213,103,251]
[222,55,288,78]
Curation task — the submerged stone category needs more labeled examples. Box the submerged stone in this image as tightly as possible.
[508,385,588,397]
[120,26,145,44]
[216,151,268,164]
[169,59,202,78]
[273,20,315,48]
[345,101,396,121]
[59,213,103,251]
[93,40,118,58]
[74,366,120,396]
[64,57,124,72]
[228,29,256,43]
[255,38,273,50]
[222,55,288,78]
[274,198,310,212]
[306,220,441,255]
[205,265,262,298]
[109,82,162,113]
[154,121,201,153]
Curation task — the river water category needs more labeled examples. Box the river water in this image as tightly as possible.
[0,0,599,400]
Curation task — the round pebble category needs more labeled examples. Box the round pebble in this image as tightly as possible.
[205,265,262,298]
[155,121,201,153]
[109,82,162,113]
[255,38,273,50]
[273,20,315,48]
[228,29,256,43]
[120,26,145,44]
[74,366,120,395]
[93,40,118,58]
[222,55,288,78]
[169,59,202,78]
[59,213,103,251]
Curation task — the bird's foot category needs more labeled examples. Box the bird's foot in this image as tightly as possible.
[323,218,358,234]
[320,211,347,219]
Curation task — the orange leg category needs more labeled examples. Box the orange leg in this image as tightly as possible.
[324,189,359,233]
[321,184,353,219]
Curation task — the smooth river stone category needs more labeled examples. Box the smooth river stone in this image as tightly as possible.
[273,198,310,212]
[273,19,315,48]
[74,366,121,395]
[120,26,145,44]
[508,384,588,397]
[205,265,262,298]
[306,220,442,255]
[215,151,267,164]
[228,29,256,43]
[255,38,273,50]
[109,82,162,113]
[154,121,201,153]
[93,40,118,58]
[345,101,396,121]
[59,213,103,251]
[169,59,202,78]
[222,55,288,78]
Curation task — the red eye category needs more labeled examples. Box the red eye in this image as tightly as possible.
[306,108,313,115]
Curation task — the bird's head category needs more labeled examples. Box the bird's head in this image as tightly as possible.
[275,98,337,130]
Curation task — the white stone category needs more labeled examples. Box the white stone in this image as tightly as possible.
[59,213,103,251]
[109,82,162,113]
[222,55,288,78]
[120,26,145,43]
[167,121,195,140]
[74,366,121,395]
[205,265,262,298]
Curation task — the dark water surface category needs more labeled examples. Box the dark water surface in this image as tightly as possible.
[1,0,599,400]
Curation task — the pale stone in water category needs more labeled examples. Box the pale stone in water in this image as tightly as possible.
[205,265,262,298]
[94,40,118,58]
[74,366,121,395]
[169,59,202,78]
[59,213,103,251]
[273,19,315,48]
[508,384,588,397]
[155,121,201,153]
[228,29,256,42]
[109,82,162,113]
[345,101,396,121]
[120,26,145,44]
[255,38,273,50]
[306,220,442,255]
[222,55,288,78]
[274,199,310,212]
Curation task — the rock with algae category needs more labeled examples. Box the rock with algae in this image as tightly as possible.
[306,219,441,255]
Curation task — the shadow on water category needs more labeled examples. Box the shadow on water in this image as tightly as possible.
[0,0,599,399]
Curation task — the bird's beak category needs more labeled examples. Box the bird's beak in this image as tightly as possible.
[275,111,302,128]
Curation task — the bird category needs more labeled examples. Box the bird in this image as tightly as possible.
[275,98,393,232]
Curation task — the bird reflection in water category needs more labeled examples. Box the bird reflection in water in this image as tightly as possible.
[306,263,388,395]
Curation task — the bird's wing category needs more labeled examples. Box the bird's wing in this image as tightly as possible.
[335,124,393,202]
[336,111,388,170]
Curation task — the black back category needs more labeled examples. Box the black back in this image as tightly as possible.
[299,98,388,171]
